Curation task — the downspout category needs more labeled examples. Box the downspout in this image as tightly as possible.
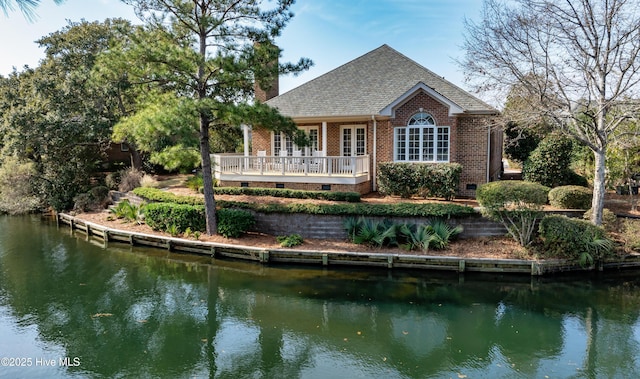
[486,123,491,183]
[372,115,377,191]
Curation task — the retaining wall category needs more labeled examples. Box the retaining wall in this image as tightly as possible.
[57,213,640,276]
[251,212,507,240]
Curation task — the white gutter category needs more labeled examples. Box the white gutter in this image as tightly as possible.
[372,115,377,191]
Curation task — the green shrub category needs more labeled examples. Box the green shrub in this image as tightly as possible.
[109,199,143,223]
[217,208,255,238]
[133,187,203,205]
[143,202,206,233]
[476,181,550,246]
[213,187,361,202]
[548,186,592,209]
[476,180,550,207]
[73,193,93,212]
[74,186,111,212]
[622,219,640,251]
[105,171,121,190]
[503,121,541,163]
[186,174,204,193]
[377,162,462,200]
[276,234,304,247]
[539,215,614,266]
[583,208,617,232]
[522,134,585,187]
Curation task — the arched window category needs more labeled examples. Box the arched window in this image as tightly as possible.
[394,112,449,162]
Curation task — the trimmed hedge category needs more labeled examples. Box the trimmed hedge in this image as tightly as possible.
[216,208,255,238]
[548,186,592,209]
[134,187,477,218]
[134,186,360,203]
[377,162,462,200]
[144,203,206,234]
[134,187,203,205]
[476,180,550,207]
[213,187,360,202]
[143,202,254,238]
[538,214,613,264]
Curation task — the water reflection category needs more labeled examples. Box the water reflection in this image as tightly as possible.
[1,215,640,378]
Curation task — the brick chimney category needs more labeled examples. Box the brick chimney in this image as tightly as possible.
[254,76,279,102]
[254,42,279,102]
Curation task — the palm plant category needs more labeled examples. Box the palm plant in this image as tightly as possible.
[427,220,464,250]
[399,224,435,251]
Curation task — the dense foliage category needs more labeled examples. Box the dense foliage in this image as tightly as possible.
[539,215,614,266]
[503,121,541,163]
[377,162,462,200]
[548,186,592,209]
[522,134,587,188]
[216,208,255,238]
[0,20,136,211]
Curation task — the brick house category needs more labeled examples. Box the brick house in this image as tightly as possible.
[213,44,502,197]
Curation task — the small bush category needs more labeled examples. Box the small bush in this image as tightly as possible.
[118,168,144,192]
[143,202,206,233]
[217,208,255,238]
[140,175,159,188]
[73,193,93,212]
[548,186,592,209]
[186,174,204,193]
[105,171,121,190]
[73,186,111,212]
[622,219,640,251]
[539,215,614,265]
[476,180,550,207]
[476,181,550,246]
[110,199,143,223]
[276,234,304,247]
[583,208,617,232]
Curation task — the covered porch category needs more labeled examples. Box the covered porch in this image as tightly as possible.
[212,153,371,191]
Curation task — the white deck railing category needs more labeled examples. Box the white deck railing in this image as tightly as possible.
[212,154,370,177]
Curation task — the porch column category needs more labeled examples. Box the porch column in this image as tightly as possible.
[322,121,327,153]
[243,124,250,156]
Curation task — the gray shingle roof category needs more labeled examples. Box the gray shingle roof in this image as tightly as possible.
[266,44,496,118]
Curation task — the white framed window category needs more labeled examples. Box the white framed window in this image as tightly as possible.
[272,126,319,156]
[394,112,449,162]
[340,125,366,156]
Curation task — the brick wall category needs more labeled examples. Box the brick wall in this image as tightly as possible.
[218,180,371,194]
[247,90,497,198]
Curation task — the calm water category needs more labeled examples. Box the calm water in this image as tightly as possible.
[1,215,640,378]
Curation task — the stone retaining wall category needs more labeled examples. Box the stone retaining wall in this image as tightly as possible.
[250,212,507,240]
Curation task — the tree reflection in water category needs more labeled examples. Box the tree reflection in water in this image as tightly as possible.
[1,215,640,378]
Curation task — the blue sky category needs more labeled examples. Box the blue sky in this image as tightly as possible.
[0,0,484,94]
